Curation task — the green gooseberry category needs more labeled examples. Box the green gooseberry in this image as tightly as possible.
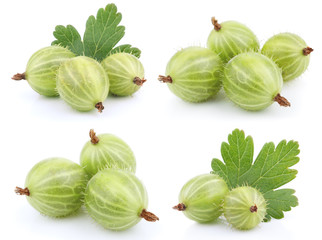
[173,173,229,223]
[56,56,109,112]
[80,129,136,178]
[223,186,267,230]
[262,32,313,81]
[101,53,146,96]
[15,157,88,217]
[12,46,75,96]
[85,169,158,231]
[159,46,223,103]
[207,17,259,63]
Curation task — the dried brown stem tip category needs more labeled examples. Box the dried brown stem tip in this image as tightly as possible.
[250,205,258,213]
[158,75,173,83]
[274,94,291,107]
[211,17,221,31]
[12,72,26,81]
[89,129,99,144]
[95,102,104,113]
[140,209,159,222]
[133,77,147,86]
[173,203,186,211]
[15,187,30,196]
[303,47,314,56]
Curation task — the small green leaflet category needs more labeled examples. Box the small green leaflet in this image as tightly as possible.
[211,129,299,221]
[51,4,141,61]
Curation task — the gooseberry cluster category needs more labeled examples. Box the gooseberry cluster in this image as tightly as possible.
[15,129,158,231]
[12,48,145,113]
[159,17,313,111]
[173,174,266,230]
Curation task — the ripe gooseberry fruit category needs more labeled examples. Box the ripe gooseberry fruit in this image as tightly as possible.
[56,56,109,112]
[207,17,259,63]
[85,169,158,231]
[80,129,136,178]
[223,52,290,111]
[223,186,267,230]
[158,46,223,103]
[15,157,88,217]
[12,46,75,96]
[173,173,229,223]
[261,33,313,81]
[101,53,146,96]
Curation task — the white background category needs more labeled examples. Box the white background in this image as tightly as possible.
[1,0,321,239]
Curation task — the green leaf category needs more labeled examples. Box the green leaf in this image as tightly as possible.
[52,4,141,61]
[264,189,298,220]
[83,4,125,61]
[109,44,141,58]
[211,129,300,220]
[51,25,84,55]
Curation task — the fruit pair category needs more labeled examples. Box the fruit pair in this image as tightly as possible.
[12,46,145,112]
[174,173,266,230]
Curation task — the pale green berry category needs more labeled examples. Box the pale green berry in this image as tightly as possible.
[85,169,158,231]
[101,53,146,96]
[15,157,88,218]
[262,33,313,81]
[223,186,267,230]
[80,129,136,178]
[223,52,290,111]
[12,46,75,96]
[173,173,229,223]
[56,56,109,112]
[159,46,223,103]
[207,17,259,63]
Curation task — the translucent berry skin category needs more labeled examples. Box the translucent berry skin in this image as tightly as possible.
[56,56,109,112]
[24,46,75,96]
[164,47,223,103]
[207,21,259,63]
[178,173,229,223]
[101,53,145,96]
[80,134,136,178]
[262,33,311,81]
[223,186,266,230]
[85,169,148,231]
[223,52,283,111]
[24,158,88,217]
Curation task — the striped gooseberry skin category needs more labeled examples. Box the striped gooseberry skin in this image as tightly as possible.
[223,186,267,230]
[15,46,75,96]
[262,33,313,81]
[207,19,259,63]
[21,157,88,217]
[160,46,223,103]
[223,52,285,111]
[80,130,136,178]
[175,173,229,223]
[101,53,145,96]
[85,169,154,231]
[56,56,109,112]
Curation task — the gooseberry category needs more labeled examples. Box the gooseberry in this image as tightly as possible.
[84,169,158,231]
[80,129,136,178]
[12,46,75,96]
[207,17,259,63]
[15,157,88,217]
[173,173,229,223]
[223,186,267,230]
[159,46,223,103]
[56,56,109,112]
[223,52,290,111]
[262,32,313,81]
[101,53,146,96]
